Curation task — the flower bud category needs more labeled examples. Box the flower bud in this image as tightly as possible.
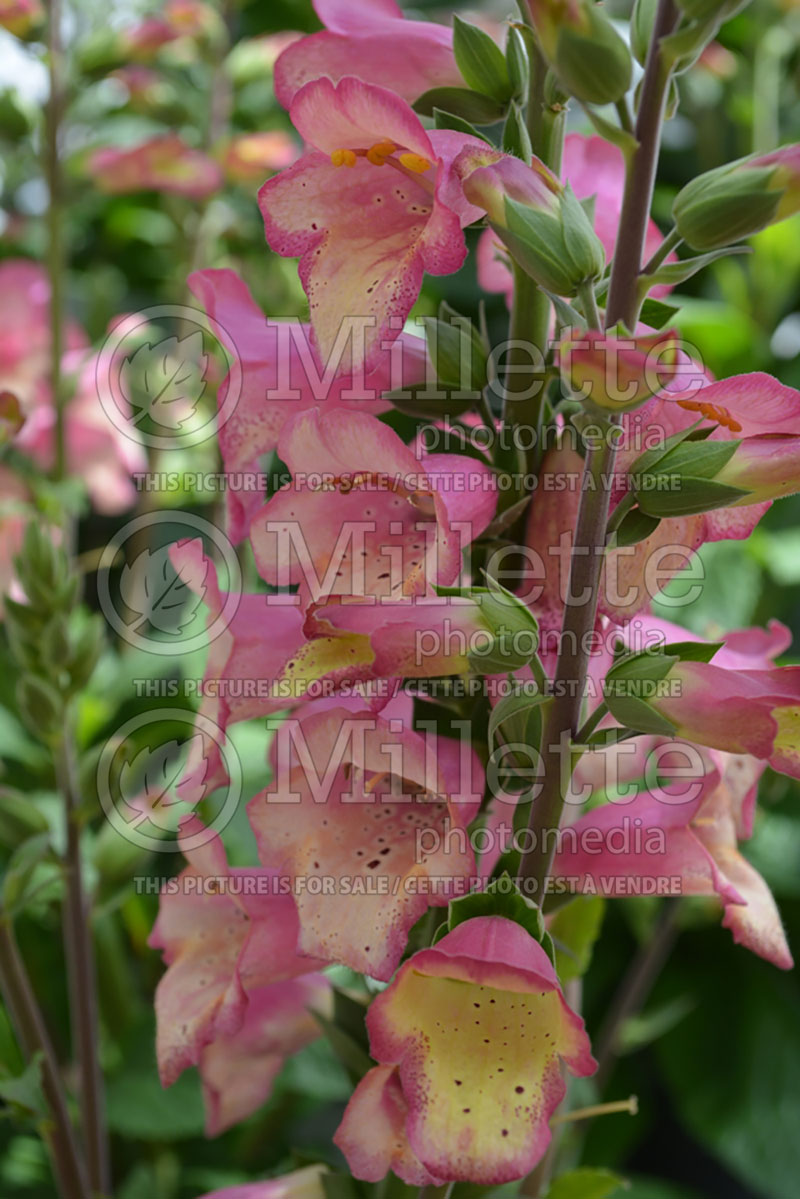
[526,0,632,105]
[673,143,800,251]
[556,328,681,412]
[455,146,605,296]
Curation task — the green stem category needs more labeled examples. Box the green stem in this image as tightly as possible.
[640,224,683,280]
[577,280,602,332]
[56,730,110,1196]
[0,920,90,1199]
[504,38,566,465]
[574,701,609,746]
[44,0,66,481]
[518,0,680,899]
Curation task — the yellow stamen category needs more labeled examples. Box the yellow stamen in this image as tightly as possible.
[366,139,397,166]
[398,152,432,174]
[677,397,743,433]
[331,148,357,168]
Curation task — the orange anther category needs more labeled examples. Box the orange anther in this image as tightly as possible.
[331,148,357,168]
[366,139,397,166]
[398,152,432,174]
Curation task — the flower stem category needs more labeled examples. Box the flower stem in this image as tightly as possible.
[44,0,66,481]
[518,0,680,898]
[640,224,683,279]
[56,728,111,1196]
[0,920,90,1199]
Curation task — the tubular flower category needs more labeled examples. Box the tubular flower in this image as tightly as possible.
[187,269,428,542]
[258,76,483,374]
[526,371,800,628]
[334,916,595,1184]
[147,816,324,1091]
[248,692,483,980]
[554,747,792,970]
[88,134,223,198]
[250,406,496,606]
[609,657,800,780]
[273,0,462,109]
[200,975,331,1136]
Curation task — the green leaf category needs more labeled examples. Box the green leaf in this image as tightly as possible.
[611,507,661,548]
[413,86,507,125]
[0,790,50,850]
[487,686,548,767]
[453,16,512,102]
[433,107,491,143]
[0,1054,47,1119]
[638,297,681,330]
[636,475,750,518]
[2,833,53,913]
[545,1166,625,1199]
[421,302,488,393]
[550,896,606,983]
[643,245,750,287]
[106,1058,206,1140]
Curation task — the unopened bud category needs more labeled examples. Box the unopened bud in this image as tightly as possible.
[526,0,632,105]
[673,143,800,250]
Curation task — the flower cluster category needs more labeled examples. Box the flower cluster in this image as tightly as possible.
[133,2,800,1196]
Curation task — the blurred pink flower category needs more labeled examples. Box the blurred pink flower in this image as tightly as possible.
[88,134,223,198]
[0,0,42,38]
[198,1166,328,1199]
[221,132,300,184]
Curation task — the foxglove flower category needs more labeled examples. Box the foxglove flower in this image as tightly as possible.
[335,916,595,1183]
[258,76,483,373]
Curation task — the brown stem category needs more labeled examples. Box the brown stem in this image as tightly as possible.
[0,921,90,1198]
[56,733,111,1196]
[593,900,681,1092]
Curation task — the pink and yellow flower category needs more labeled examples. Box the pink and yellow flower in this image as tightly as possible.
[258,76,483,373]
[248,693,483,980]
[88,134,222,198]
[335,916,595,1183]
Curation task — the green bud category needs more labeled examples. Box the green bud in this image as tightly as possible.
[453,16,513,103]
[467,578,540,674]
[503,184,605,296]
[673,159,789,251]
[527,0,632,105]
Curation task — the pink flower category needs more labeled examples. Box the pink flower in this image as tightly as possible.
[187,268,428,542]
[200,975,331,1136]
[248,692,483,980]
[0,0,42,37]
[197,1165,328,1199]
[221,132,300,184]
[258,76,483,373]
[334,916,595,1184]
[273,0,461,109]
[554,749,792,970]
[249,406,496,606]
[88,134,222,198]
[526,371,800,628]
[477,134,673,305]
[148,816,326,1115]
